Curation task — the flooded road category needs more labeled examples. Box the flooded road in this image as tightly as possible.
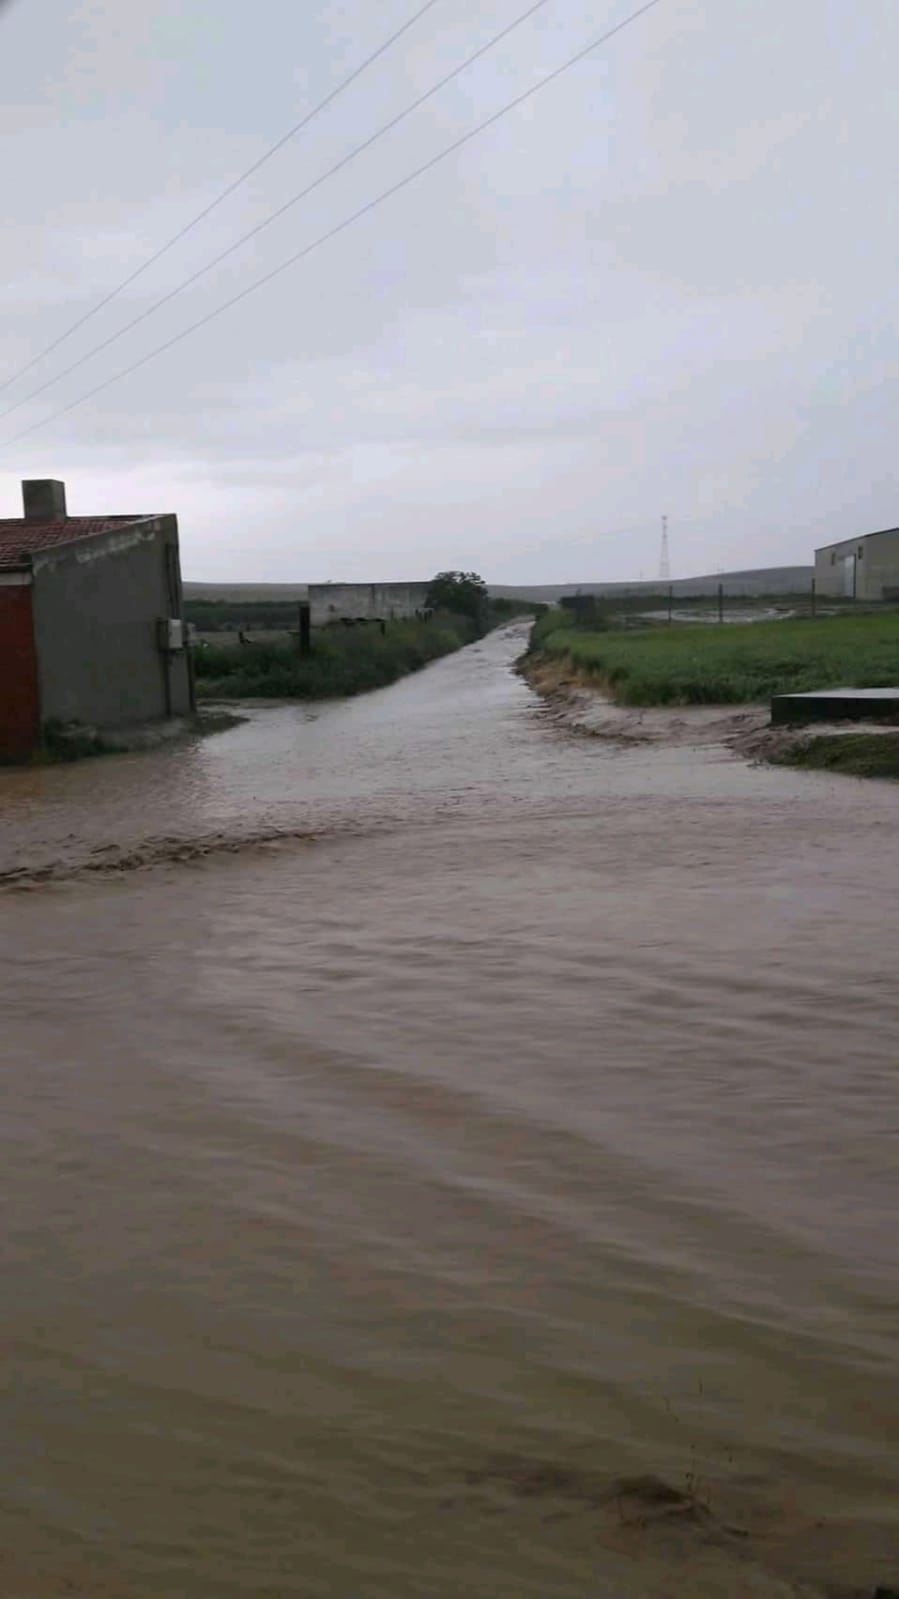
[2,624,898,1597]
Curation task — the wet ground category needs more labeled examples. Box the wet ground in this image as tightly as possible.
[1,623,897,1597]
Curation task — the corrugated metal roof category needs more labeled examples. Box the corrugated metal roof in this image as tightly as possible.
[0,516,141,570]
[816,527,899,554]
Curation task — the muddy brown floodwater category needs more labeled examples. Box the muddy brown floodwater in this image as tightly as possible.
[1,623,898,1599]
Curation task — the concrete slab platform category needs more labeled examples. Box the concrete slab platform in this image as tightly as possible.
[771,687,899,726]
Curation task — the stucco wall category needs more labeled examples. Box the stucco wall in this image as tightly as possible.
[815,530,899,600]
[309,582,430,626]
[31,516,192,730]
[0,579,40,758]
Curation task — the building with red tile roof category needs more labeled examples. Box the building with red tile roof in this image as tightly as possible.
[0,480,193,759]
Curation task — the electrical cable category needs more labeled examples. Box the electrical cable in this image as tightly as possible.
[5,0,665,447]
[0,0,444,395]
[0,0,554,423]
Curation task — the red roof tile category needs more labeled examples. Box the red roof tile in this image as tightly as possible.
[0,516,142,570]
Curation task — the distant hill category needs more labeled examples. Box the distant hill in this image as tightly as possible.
[185,581,310,602]
[185,566,813,604]
[488,567,813,601]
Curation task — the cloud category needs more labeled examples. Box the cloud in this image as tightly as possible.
[1,0,897,581]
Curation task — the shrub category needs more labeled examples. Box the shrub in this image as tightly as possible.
[194,613,475,699]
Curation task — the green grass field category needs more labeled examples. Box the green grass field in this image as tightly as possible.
[194,613,476,700]
[531,610,899,706]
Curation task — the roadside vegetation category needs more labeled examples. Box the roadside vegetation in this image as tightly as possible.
[772,732,899,781]
[530,607,899,706]
[195,612,476,700]
[185,597,304,633]
[36,708,242,763]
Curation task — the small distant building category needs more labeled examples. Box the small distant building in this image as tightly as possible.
[0,479,193,761]
[309,581,430,626]
[815,528,899,602]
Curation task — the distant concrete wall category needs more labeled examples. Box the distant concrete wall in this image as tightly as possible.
[31,515,192,730]
[309,582,430,626]
[815,530,899,601]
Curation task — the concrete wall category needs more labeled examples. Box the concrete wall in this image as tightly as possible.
[0,578,40,758]
[31,515,192,731]
[309,582,430,626]
[815,529,899,601]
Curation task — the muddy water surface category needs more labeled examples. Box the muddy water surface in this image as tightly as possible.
[2,624,898,1597]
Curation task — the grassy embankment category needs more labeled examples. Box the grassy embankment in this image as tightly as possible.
[771,732,899,779]
[531,607,899,704]
[530,607,899,779]
[194,611,477,700]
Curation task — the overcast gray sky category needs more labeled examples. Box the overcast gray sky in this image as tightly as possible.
[1,0,896,581]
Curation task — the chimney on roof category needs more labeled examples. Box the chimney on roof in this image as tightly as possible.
[22,479,67,520]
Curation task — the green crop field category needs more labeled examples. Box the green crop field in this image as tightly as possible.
[531,610,899,706]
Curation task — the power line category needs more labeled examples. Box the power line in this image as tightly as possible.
[0,0,444,396]
[0,0,555,424]
[5,0,666,448]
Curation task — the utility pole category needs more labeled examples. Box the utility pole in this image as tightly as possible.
[297,600,311,657]
[659,515,671,584]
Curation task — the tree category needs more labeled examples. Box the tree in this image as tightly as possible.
[426,571,488,626]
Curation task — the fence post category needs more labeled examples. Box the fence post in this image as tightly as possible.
[811,576,816,619]
[298,601,311,657]
[717,582,724,624]
[667,584,673,625]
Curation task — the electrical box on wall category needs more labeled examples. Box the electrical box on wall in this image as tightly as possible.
[157,617,184,652]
